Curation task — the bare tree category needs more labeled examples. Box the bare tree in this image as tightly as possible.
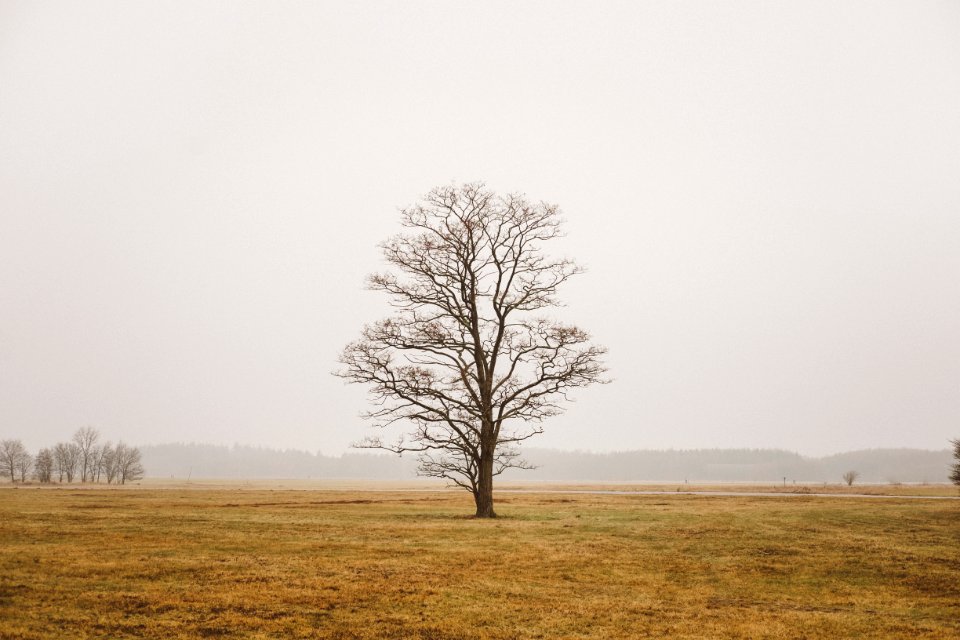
[101,443,119,484]
[91,442,111,483]
[73,426,100,483]
[0,441,14,481]
[337,183,608,517]
[1,440,31,483]
[950,439,960,488]
[53,442,80,482]
[53,442,72,482]
[34,448,54,483]
[53,443,66,482]
[842,470,860,486]
[114,443,144,484]
[15,448,33,483]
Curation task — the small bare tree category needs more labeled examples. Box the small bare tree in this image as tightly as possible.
[53,442,80,482]
[102,443,119,484]
[34,448,54,483]
[53,442,73,482]
[842,470,860,487]
[91,442,112,483]
[950,439,960,488]
[73,426,100,483]
[337,183,608,517]
[114,443,144,484]
[1,440,31,483]
[15,448,33,483]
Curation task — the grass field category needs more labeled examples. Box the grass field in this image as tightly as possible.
[1,485,958,639]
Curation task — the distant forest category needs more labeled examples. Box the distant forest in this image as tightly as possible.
[140,444,953,484]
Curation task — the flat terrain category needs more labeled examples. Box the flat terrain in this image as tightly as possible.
[1,485,958,639]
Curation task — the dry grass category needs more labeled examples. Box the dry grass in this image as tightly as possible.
[495,481,960,497]
[1,486,958,639]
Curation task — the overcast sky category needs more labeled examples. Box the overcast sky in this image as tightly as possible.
[1,1,958,456]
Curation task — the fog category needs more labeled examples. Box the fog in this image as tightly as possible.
[1,1,958,456]
[140,443,953,484]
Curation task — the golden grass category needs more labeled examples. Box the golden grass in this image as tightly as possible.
[42,477,959,496]
[1,486,958,639]
[495,481,960,497]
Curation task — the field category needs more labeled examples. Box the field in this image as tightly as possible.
[1,485,958,639]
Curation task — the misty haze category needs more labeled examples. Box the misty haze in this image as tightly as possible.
[2,3,957,460]
[1,2,958,638]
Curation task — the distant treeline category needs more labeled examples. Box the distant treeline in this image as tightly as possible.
[141,443,417,479]
[139,443,953,484]
[508,448,953,484]
[1,427,144,484]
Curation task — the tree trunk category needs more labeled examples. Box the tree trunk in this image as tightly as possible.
[474,447,496,518]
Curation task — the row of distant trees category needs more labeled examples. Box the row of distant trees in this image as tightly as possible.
[849,440,958,488]
[0,427,144,485]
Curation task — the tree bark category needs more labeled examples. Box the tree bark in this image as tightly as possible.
[474,445,496,518]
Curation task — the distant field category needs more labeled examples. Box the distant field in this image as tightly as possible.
[497,481,960,498]
[35,476,960,497]
[1,486,958,639]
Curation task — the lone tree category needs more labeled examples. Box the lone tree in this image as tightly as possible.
[950,439,960,488]
[842,470,859,487]
[337,183,607,517]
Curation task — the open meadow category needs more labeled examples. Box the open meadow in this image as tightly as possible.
[1,484,958,639]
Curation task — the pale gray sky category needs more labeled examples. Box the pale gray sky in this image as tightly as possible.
[1,1,958,455]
